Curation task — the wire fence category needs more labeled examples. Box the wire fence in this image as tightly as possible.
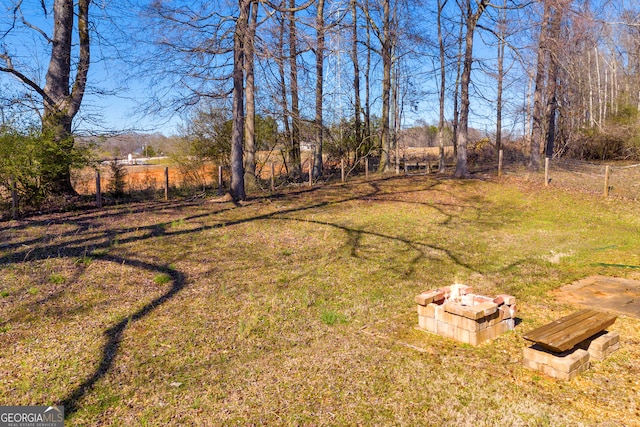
[540,158,640,200]
[2,153,639,220]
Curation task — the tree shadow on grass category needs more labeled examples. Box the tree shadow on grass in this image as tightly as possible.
[0,174,510,419]
[57,255,185,417]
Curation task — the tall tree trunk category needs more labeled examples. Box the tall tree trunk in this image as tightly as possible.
[452,10,464,159]
[230,0,249,201]
[454,0,488,178]
[588,49,594,127]
[378,0,392,172]
[544,1,564,158]
[351,0,362,152]
[289,0,302,180]
[454,25,472,178]
[596,47,602,127]
[364,3,372,155]
[524,73,533,154]
[603,57,608,120]
[529,0,551,171]
[313,0,325,179]
[437,0,448,172]
[244,1,259,189]
[392,59,402,172]
[495,0,506,154]
[276,10,292,173]
[612,55,618,115]
[38,0,90,195]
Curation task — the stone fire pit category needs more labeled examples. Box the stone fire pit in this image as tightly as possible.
[416,284,517,346]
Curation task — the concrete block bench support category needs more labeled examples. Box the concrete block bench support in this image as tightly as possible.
[522,309,618,380]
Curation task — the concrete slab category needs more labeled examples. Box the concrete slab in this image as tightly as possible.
[553,276,640,318]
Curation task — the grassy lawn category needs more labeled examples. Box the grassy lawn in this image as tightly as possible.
[1,174,639,426]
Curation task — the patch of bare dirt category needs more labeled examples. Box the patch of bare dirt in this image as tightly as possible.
[553,276,640,318]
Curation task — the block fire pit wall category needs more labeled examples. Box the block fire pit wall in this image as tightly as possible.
[416,285,517,346]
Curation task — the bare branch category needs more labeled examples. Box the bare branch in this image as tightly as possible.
[358,0,381,40]
[18,11,53,43]
[476,22,525,64]
[0,53,53,106]
[69,0,91,117]
[259,0,315,14]
[485,0,534,10]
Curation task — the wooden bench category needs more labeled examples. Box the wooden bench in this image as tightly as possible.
[523,309,617,353]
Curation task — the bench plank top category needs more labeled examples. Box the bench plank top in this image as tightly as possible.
[523,309,617,353]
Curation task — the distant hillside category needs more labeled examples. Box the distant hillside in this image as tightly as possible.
[80,133,182,161]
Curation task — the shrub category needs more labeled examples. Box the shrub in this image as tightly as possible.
[108,160,127,197]
[0,125,92,207]
[572,104,640,161]
[0,128,48,207]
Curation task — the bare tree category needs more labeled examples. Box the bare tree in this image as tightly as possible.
[379,0,392,172]
[364,2,372,148]
[543,0,566,159]
[437,0,449,172]
[495,0,507,154]
[529,0,551,170]
[275,9,293,171]
[351,0,363,153]
[288,0,303,180]
[528,0,569,168]
[244,1,259,189]
[362,0,393,172]
[313,0,326,180]
[451,9,464,159]
[1,0,91,195]
[230,0,251,200]
[454,0,489,178]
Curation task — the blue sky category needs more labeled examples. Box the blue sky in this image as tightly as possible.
[0,0,182,135]
[0,0,558,138]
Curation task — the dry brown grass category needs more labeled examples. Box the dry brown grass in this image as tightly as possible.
[72,164,219,195]
[1,174,639,426]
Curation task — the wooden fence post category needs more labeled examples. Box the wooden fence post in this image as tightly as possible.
[270,162,275,192]
[365,157,369,179]
[308,152,313,187]
[604,165,610,198]
[95,170,102,208]
[341,159,345,183]
[544,157,550,187]
[218,165,223,195]
[498,149,503,177]
[11,178,18,220]
[164,167,169,201]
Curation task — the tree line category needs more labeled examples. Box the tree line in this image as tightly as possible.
[2,0,640,202]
